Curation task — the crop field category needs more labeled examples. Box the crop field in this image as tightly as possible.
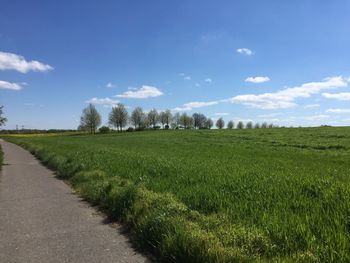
[3,127,350,262]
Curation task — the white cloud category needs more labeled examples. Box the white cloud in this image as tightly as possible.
[304,104,320,108]
[172,106,192,112]
[205,78,212,83]
[106,82,116,88]
[195,83,201,87]
[229,76,347,109]
[86,97,120,107]
[0,80,23,90]
[0,51,53,73]
[304,114,329,121]
[184,101,218,108]
[236,48,254,56]
[322,92,350,101]
[258,113,282,118]
[173,100,219,112]
[261,118,280,122]
[326,108,350,113]
[214,112,229,116]
[115,85,163,99]
[245,76,270,83]
[179,73,191,81]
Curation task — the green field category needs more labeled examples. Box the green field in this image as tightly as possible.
[3,127,350,262]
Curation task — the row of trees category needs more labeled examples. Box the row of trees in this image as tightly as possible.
[0,106,7,127]
[79,103,275,133]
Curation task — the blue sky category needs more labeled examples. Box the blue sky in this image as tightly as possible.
[1,0,350,129]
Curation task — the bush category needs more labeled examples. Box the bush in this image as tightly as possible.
[126,127,134,132]
[99,126,110,133]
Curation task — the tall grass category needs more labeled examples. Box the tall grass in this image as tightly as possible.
[3,127,350,262]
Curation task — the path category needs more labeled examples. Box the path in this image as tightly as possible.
[0,139,149,263]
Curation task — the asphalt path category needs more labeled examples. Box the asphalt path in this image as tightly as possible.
[0,139,150,263]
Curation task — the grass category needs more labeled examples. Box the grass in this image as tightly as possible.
[2,127,350,262]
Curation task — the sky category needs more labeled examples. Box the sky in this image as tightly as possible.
[1,0,350,129]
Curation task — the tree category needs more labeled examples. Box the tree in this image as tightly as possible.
[192,113,207,129]
[159,111,166,128]
[173,112,181,129]
[147,108,159,129]
[216,118,225,129]
[206,118,213,129]
[246,121,253,129]
[80,104,101,134]
[227,120,234,129]
[164,109,172,128]
[109,103,128,131]
[131,107,146,129]
[268,123,274,128]
[254,123,260,129]
[261,122,268,128]
[237,121,244,129]
[180,113,193,129]
[188,116,194,128]
[0,106,7,127]
[159,110,172,129]
[77,124,89,132]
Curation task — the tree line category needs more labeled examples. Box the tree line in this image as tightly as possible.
[79,103,276,133]
[0,106,7,127]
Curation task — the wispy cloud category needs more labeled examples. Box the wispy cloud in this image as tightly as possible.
[24,103,44,107]
[229,76,347,109]
[258,113,282,118]
[245,76,270,83]
[115,85,163,99]
[179,73,191,80]
[322,92,350,101]
[205,78,212,83]
[214,112,229,116]
[0,51,53,73]
[236,48,254,56]
[304,114,329,121]
[173,100,219,111]
[184,101,219,108]
[106,82,116,88]
[326,108,350,113]
[304,104,320,108]
[86,97,120,107]
[0,80,23,90]
[200,32,223,42]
